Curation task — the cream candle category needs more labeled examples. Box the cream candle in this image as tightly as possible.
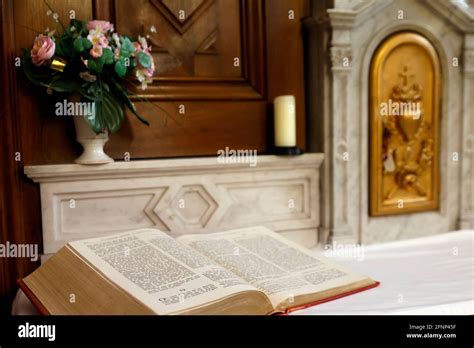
[274,95,296,147]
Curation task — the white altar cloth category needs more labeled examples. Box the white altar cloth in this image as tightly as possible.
[293,230,473,315]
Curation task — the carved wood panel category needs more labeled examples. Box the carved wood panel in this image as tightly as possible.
[94,0,308,159]
[110,0,263,99]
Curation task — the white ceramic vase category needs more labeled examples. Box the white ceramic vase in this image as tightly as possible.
[71,95,114,165]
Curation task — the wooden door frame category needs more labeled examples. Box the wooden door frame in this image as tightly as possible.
[1,0,21,313]
[0,0,43,314]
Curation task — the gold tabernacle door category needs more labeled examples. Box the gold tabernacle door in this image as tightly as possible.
[369,31,441,216]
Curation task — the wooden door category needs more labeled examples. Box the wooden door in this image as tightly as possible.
[97,0,308,158]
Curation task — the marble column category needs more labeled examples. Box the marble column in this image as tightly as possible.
[460,34,474,229]
[327,12,356,244]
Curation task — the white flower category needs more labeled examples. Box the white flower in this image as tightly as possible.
[112,33,120,47]
[135,69,146,82]
[87,30,106,47]
[138,36,149,51]
[135,69,152,90]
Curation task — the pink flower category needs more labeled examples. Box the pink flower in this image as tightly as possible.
[146,56,155,76]
[90,45,103,58]
[31,34,55,66]
[135,50,155,90]
[144,65,155,79]
[98,36,109,48]
[133,36,151,54]
[86,20,114,33]
[133,42,141,52]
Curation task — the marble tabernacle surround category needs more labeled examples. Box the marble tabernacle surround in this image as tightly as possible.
[24,154,324,261]
[312,0,474,244]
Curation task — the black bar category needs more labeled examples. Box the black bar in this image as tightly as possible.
[0,315,472,346]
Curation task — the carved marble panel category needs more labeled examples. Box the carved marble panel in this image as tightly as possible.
[320,0,474,243]
[25,154,323,255]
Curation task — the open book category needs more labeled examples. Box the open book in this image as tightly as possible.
[19,226,378,315]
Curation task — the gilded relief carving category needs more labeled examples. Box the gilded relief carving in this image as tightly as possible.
[370,32,441,215]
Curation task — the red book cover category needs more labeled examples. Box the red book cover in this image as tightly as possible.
[282,281,380,315]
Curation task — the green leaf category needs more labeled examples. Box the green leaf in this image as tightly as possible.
[96,53,106,65]
[120,37,135,58]
[79,88,98,101]
[114,59,127,77]
[58,35,74,58]
[107,76,150,126]
[101,89,124,133]
[54,40,65,56]
[87,55,105,73]
[22,49,54,86]
[137,51,151,68]
[84,107,104,134]
[83,38,92,50]
[73,37,84,52]
[80,95,103,134]
[87,59,98,73]
[49,78,83,93]
[83,82,125,134]
[69,19,86,34]
[103,48,114,65]
[81,81,101,101]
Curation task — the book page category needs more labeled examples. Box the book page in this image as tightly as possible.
[69,228,258,314]
[178,226,370,308]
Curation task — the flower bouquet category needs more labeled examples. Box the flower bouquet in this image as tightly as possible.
[23,16,155,163]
